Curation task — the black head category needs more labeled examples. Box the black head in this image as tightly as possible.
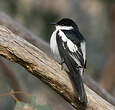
[56,18,78,29]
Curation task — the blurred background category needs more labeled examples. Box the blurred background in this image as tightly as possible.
[0,0,115,110]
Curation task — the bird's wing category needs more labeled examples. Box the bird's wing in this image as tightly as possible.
[61,29,86,68]
[56,30,87,103]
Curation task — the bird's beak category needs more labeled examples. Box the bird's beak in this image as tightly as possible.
[50,23,57,25]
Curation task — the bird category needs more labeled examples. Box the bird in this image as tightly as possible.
[50,18,87,104]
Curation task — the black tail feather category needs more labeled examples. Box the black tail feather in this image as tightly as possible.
[65,59,87,104]
[67,68,87,104]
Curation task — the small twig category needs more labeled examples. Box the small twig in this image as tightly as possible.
[0,58,30,103]
[0,90,31,102]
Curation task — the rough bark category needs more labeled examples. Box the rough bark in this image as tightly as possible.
[0,25,114,110]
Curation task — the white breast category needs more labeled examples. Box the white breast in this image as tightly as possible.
[50,30,61,63]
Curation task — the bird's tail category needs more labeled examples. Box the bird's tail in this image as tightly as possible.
[68,68,87,104]
[65,61,87,104]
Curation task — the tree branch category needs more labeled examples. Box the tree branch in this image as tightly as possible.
[0,25,114,110]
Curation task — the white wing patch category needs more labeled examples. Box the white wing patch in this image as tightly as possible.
[67,40,78,52]
[69,54,81,66]
[80,41,86,64]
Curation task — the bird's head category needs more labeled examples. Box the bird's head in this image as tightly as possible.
[51,18,79,30]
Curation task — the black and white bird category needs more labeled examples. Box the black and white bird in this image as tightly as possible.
[50,18,87,104]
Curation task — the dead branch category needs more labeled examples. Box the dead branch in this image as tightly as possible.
[0,25,114,110]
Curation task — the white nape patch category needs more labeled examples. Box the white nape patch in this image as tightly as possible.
[56,25,73,30]
[81,41,86,63]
